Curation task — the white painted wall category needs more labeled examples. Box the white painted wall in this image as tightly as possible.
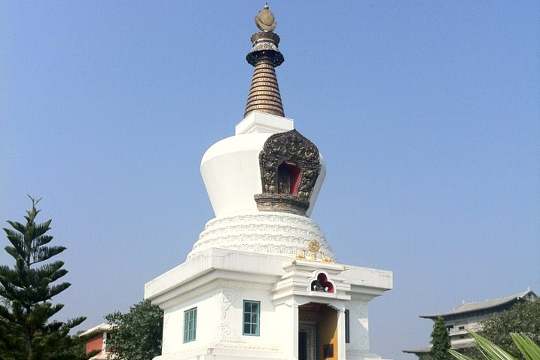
[201,132,271,218]
[275,301,296,359]
[216,285,278,346]
[346,299,371,357]
[159,282,286,359]
[161,290,221,355]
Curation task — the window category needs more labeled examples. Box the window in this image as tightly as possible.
[458,325,465,330]
[184,307,197,343]
[243,300,260,336]
[345,309,350,343]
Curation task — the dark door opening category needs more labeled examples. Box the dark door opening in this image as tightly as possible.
[299,331,308,360]
[277,162,301,195]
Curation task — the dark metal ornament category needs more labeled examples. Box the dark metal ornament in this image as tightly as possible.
[254,130,321,216]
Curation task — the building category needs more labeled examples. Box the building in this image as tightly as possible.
[403,289,537,359]
[144,5,393,360]
[78,322,113,360]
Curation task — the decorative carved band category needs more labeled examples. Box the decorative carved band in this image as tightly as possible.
[253,193,309,216]
[187,212,335,261]
[255,130,321,215]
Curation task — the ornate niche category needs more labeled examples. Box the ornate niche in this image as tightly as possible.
[254,130,321,215]
[310,273,334,294]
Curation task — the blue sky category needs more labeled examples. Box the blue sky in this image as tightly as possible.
[1,1,539,359]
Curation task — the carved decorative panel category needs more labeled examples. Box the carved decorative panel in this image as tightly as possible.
[255,130,321,215]
[310,273,334,293]
[188,213,335,261]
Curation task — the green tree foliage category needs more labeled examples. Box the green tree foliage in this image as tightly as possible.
[480,300,540,358]
[0,197,86,360]
[449,332,540,360]
[431,316,452,360]
[105,300,163,360]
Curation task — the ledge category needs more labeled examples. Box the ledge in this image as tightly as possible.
[235,111,294,135]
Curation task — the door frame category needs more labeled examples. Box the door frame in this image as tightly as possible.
[299,321,317,360]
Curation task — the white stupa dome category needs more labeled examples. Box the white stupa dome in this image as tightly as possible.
[200,111,325,218]
[188,111,333,260]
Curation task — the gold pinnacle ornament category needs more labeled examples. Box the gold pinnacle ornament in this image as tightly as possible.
[244,4,285,117]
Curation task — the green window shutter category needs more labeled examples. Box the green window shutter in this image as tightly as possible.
[192,308,197,340]
[183,310,188,342]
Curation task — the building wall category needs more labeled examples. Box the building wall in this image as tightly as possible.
[148,249,392,360]
[161,289,221,354]
[275,300,296,358]
[345,298,370,356]
[217,285,277,346]
[86,334,103,354]
[160,283,282,356]
[445,313,490,347]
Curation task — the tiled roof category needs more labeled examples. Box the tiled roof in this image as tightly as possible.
[420,289,537,319]
[403,341,473,354]
[403,347,431,354]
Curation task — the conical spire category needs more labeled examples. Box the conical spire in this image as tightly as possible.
[244,4,285,118]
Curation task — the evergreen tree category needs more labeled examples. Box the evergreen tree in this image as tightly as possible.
[431,316,451,360]
[0,197,86,360]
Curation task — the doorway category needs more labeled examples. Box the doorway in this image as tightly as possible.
[298,303,338,360]
[299,322,316,360]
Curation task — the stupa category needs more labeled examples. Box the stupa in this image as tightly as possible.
[144,5,393,360]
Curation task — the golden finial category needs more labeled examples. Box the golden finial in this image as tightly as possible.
[255,3,277,32]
